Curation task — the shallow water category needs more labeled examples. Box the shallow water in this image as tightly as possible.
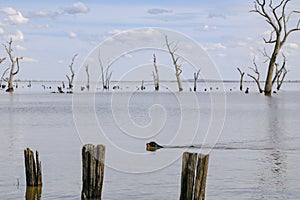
[0,82,299,199]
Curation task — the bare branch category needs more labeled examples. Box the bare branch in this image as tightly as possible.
[13,57,23,75]
[1,67,9,83]
[0,57,5,64]
[247,57,264,93]
[258,48,271,63]
[263,30,276,43]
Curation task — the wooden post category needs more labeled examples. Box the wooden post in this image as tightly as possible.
[24,148,42,187]
[82,144,105,200]
[193,154,209,200]
[180,152,197,200]
[180,152,209,200]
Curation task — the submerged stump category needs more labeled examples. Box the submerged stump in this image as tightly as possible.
[81,144,106,200]
[24,148,42,187]
[180,152,209,200]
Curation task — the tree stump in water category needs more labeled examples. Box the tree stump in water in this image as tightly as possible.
[81,144,106,200]
[24,148,42,187]
[180,152,209,200]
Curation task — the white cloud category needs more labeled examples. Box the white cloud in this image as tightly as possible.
[0,7,17,15]
[16,45,26,51]
[63,2,89,14]
[217,53,226,57]
[205,43,226,51]
[28,11,59,19]
[22,57,38,63]
[108,29,124,35]
[203,25,217,32]
[9,30,24,41]
[0,28,4,34]
[208,13,226,19]
[287,43,298,49]
[237,41,247,47]
[4,11,29,25]
[147,8,172,15]
[69,31,77,38]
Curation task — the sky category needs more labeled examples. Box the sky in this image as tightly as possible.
[0,0,299,81]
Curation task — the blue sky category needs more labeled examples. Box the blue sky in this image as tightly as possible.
[0,0,299,81]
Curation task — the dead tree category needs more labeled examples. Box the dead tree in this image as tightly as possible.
[66,53,78,92]
[152,54,159,91]
[272,53,287,90]
[193,69,201,92]
[165,35,183,92]
[85,64,90,91]
[247,57,264,93]
[141,80,145,91]
[251,0,300,95]
[98,51,112,90]
[3,38,23,92]
[237,67,245,91]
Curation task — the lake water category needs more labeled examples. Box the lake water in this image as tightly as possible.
[0,82,299,200]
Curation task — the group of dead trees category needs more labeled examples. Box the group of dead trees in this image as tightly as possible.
[238,0,299,95]
[61,49,112,93]
[151,36,201,92]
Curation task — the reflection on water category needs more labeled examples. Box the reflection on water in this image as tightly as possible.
[257,97,288,199]
[0,86,300,199]
[26,187,42,200]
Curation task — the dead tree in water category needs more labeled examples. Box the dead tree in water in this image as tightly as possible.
[3,38,23,92]
[251,0,300,95]
[247,57,264,93]
[85,64,90,91]
[152,54,159,91]
[98,50,112,90]
[237,67,245,91]
[66,53,77,93]
[193,69,201,92]
[165,35,183,92]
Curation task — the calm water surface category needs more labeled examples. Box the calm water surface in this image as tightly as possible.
[0,83,299,200]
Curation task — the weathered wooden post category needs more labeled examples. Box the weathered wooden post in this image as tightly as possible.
[81,144,106,200]
[24,148,42,187]
[180,152,209,200]
[193,154,209,200]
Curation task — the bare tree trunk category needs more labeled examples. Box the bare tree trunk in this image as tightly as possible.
[251,0,300,95]
[66,53,77,93]
[141,80,145,91]
[152,54,159,91]
[85,64,90,91]
[193,69,200,92]
[3,38,23,93]
[264,42,280,95]
[237,67,245,91]
[165,36,183,92]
